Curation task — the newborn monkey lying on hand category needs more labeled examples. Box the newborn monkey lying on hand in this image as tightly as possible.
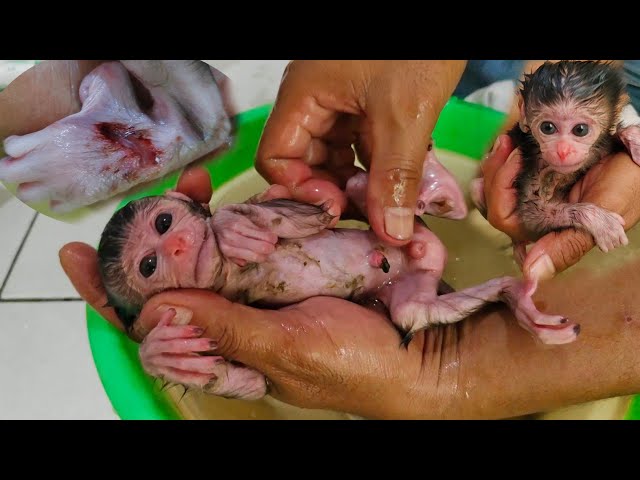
[97,145,578,400]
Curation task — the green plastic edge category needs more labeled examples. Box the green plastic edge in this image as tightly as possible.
[86,98,639,420]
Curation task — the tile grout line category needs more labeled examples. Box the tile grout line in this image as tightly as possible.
[0,297,82,302]
[0,212,39,299]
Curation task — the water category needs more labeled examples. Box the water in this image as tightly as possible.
[163,150,635,420]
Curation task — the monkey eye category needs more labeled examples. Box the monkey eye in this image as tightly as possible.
[139,254,157,278]
[572,124,589,137]
[155,213,172,234]
[540,122,557,135]
[427,141,433,151]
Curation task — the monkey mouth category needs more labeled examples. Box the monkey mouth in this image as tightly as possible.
[549,162,584,174]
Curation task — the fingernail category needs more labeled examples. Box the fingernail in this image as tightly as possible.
[209,340,218,350]
[384,207,414,240]
[529,254,556,282]
[157,305,193,325]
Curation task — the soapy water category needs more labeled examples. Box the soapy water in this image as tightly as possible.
[160,150,634,420]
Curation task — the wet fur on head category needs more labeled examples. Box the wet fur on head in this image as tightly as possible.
[519,60,628,131]
[97,195,212,331]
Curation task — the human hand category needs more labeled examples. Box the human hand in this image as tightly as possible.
[472,134,640,283]
[61,166,640,419]
[255,60,467,246]
[131,256,640,420]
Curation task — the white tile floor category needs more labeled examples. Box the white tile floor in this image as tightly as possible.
[0,60,290,419]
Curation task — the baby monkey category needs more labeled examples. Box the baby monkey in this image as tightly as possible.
[98,148,578,401]
[471,60,640,263]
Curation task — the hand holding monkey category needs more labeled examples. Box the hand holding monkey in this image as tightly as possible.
[60,166,640,419]
[472,61,640,282]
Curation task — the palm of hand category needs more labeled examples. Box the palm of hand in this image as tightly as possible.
[266,296,422,416]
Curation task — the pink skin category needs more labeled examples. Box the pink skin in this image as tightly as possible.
[0,61,231,213]
[130,167,576,400]
[415,145,468,219]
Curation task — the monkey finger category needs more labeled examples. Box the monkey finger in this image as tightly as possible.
[147,324,207,342]
[143,337,216,356]
[150,354,223,374]
[227,222,278,244]
[139,289,284,372]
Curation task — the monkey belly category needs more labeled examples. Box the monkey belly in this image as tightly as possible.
[222,229,409,306]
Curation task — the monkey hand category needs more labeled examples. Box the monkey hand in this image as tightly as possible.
[211,191,336,267]
[478,134,640,283]
[138,308,267,400]
[566,203,628,253]
[0,60,231,214]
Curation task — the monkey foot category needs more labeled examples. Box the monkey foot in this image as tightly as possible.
[503,281,580,345]
[516,314,581,345]
[0,61,230,213]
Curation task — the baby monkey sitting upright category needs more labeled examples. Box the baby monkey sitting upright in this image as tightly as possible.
[97,146,579,400]
[471,60,640,263]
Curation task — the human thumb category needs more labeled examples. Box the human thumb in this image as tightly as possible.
[523,229,595,283]
[133,289,284,370]
[365,111,431,246]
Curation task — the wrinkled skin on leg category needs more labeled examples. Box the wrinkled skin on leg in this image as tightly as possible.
[0,60,232,213]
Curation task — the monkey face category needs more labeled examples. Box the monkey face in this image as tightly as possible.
[529,103,606,174]
[121,195,219,299]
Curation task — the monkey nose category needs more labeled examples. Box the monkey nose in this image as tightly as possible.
[557,143,573,161]
[162,233,189,257]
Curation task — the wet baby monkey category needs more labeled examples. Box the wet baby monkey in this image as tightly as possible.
[471,60,640,264]
[97,147,578,400]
